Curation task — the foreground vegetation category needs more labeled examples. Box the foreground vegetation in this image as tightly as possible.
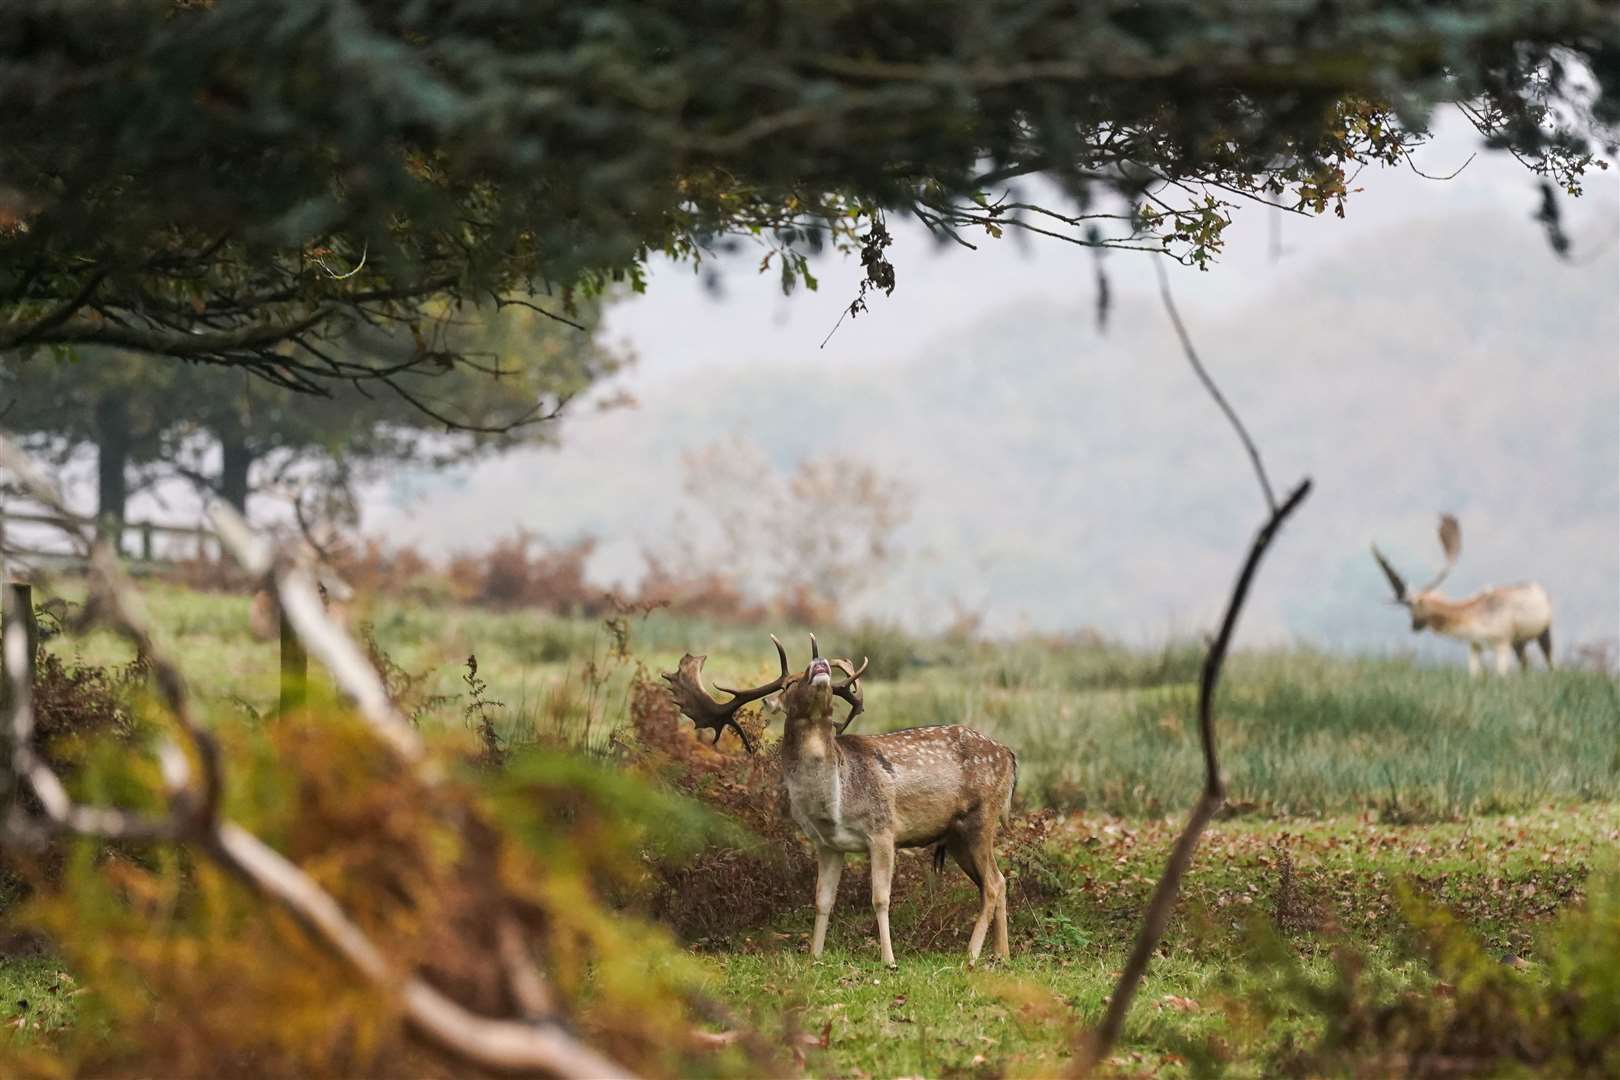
[4,582,1618,1075]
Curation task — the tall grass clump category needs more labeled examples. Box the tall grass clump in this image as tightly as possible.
[986,656,1620,819]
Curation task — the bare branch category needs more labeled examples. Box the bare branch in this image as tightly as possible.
[0,435,633,1078]
[1076,479,1310,1074]
[1405,149,1478,181]
[1154,259,1277,513]
[1072,264,1313,1069]
[207,501,426,765]
[495,911,558,1020]
[492,295,587,332]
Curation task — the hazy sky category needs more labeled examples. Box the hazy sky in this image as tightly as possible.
[109,111,1616,652]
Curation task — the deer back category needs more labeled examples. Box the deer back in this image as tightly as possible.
[787,723,1016,850]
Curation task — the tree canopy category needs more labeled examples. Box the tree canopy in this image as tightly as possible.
[0,298,623,520]
[1,0,1614,399]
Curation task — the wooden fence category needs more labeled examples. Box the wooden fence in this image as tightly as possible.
[0,508,218,569]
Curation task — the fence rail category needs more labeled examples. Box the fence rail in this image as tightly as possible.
[0,507,217,567]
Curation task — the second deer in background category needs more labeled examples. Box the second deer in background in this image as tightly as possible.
[1372,513,1554,676]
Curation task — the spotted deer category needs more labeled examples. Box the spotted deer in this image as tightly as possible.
[663,635,1018,968]
[1372,514,1553,676]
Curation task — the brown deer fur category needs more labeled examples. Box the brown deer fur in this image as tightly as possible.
[665,636,1018,967]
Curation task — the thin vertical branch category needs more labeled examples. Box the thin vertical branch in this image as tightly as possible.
[1076,268,1311,1073]
[1154,259,1277,513]
[1077,480,1310,1073]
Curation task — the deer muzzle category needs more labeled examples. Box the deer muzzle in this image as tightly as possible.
[808,658,832,686]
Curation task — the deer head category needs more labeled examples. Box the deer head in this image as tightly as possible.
[1371,513,1461,631]
[776,633,868,733]
[662,634,866,752]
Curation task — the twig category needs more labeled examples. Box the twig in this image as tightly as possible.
[1076,480,1310,1074]
[1073,268,1312,1070]
[1404,149,1477,182]
[208,501,425,765]
[1153,259,1277,513]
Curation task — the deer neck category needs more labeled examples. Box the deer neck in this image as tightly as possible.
[783,707,840,769]
[781,703,861,851]
[1413,592,1468,634]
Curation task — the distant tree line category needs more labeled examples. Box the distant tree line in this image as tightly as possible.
[0,300,623,532]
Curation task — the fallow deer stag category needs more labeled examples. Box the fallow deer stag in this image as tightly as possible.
[1371,513,1553,676]
[664,634,1018,968]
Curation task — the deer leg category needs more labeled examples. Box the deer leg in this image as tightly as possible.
[869,834,897,969]
[1494,642,1512,676]
[991,855,1010,960]
[1538,627,1555,670]
[810,848,843,959]
[956,829,1004,966]
[966,863,1005,966]
[1467,644,1483,678]
[1514,641,1530,672]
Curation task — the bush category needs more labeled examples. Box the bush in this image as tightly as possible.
[1247,881,1620,1077]
[3,696,775,1078]
[446,532,606,614]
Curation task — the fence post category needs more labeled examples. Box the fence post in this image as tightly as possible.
[1,582,38,805]
[141,523,154,562]
[278,601,306,715]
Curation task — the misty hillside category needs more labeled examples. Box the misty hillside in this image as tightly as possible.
[387,208,1619,654]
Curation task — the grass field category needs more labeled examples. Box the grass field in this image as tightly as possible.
[5,582,1619,1074]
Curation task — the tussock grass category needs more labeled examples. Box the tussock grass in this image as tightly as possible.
[36,581,1620,818]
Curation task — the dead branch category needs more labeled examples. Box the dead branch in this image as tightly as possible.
[208,501,425,765]
[1074,271,1313,1073]
[495,911,558,1021]
[1075,479,1310,1073]
[0,434,632,1077]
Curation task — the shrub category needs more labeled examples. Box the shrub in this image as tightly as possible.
[446,531,605,614]
[4,699,772,1078]
[1247,881,1620,1077]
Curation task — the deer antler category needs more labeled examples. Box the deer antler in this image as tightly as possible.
[1420,513,1461,592]
[828,656,868,732]
[661,635,789,754]
[1370,544,1409,603]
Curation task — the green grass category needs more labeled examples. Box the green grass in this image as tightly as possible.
[9,581,1620,1074]
[37,585,1620,819]
[700,805,1620,1076]
[0,952,81,1046]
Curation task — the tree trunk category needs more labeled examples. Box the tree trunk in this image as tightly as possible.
[218,429,254,513]
[93,394,130,547]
